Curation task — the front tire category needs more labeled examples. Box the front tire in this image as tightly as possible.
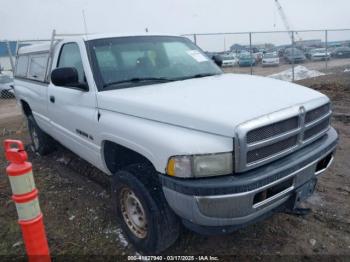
[27,115,55,155]
[111,164,180,254]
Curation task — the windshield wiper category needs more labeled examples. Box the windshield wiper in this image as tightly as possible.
[103,77,175,89]
[177,73,219,81]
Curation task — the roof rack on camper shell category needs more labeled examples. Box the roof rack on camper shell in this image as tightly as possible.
[5,30,87,72]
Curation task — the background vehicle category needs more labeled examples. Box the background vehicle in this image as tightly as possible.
[0,74,14,98]
[220,53,238,67]
[262,52,280,66]
[309,48,331,61]
[284,48,306,63]
[238,53,256,66]
[332,47,350,58]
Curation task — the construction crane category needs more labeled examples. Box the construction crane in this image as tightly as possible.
[274,0,302,42]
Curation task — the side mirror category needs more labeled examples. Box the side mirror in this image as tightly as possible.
[51,67,88,91]
[212,55,223,67]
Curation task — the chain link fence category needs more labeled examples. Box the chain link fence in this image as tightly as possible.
[183,29,350,81]
[0,41,26,137]
[1,29,350,136]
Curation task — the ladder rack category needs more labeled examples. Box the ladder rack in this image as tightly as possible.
[4,29,88,73]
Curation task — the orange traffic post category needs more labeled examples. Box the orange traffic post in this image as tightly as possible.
[4,139,50,262]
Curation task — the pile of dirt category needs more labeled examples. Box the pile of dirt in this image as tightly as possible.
[297,72,350,118]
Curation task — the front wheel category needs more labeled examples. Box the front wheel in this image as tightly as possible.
[111,164,180,254]
[27,115,56,155]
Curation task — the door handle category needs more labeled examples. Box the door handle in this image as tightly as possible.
[50,96,55,103]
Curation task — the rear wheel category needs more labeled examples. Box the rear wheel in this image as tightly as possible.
[27,115,56,155]
[111,164,180,254]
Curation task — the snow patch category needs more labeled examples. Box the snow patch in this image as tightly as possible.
[344,68,350,73]
[268,65,325,82]
[305,192,323,206]
[12,241,22,248]
[115,228,129,247]
[56,156,70,165]
[104,227,129,247]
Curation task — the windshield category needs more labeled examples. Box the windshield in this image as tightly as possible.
[88,36,222,90]
[240,54,252,59]
[221,54,234,60]
[264,53,277,58]
[312,48,326,53]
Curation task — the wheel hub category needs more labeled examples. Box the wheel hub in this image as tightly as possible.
[120,187,148,239]
[30,126,39,150]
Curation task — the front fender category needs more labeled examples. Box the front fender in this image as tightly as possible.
[97,109,233,174]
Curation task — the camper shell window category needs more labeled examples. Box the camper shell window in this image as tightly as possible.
[15,52,49,83]
[15,55,29,77]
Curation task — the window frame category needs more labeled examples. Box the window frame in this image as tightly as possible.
[15,51,50,84]
[86,36,220,92]
[55,42,88,90]
[27,52,50,82]
[14,55,29,78]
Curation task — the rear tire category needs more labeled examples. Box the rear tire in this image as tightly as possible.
[111,164,180,254]
[27,115,56,155]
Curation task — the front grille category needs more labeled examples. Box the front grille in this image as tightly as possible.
[247,136,298,163]
[305,103,330,123]
[303,117,330,141]
[238,100,332,171]
[247,116,299,144]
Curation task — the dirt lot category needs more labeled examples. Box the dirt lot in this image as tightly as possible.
[0,73,350,261]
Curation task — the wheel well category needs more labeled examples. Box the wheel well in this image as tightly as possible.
[103,141,154,174]
[20,100,32,117]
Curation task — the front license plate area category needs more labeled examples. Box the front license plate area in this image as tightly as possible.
[293,178,317,208]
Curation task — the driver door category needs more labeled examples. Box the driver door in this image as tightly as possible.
[48,41,100,166]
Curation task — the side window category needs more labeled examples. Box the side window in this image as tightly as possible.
[57,43,85,83]
[28,54,49,81]
[15,55,29,77]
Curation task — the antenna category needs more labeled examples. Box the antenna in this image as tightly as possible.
[82,9,88,37]
[273,1,277,29]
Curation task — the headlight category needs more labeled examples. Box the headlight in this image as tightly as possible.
[166,152,233,178]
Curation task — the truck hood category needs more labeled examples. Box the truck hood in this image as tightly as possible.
[97,73,326,137]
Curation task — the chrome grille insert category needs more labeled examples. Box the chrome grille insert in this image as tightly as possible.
[305,103,330,123]
[247,136,298,163]
[235,98,332,172]
[303,117,331,141]
[247,116,299,144]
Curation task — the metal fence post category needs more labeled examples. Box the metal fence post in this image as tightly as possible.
[194,34,197,45]
[325,30,328,73]
[249,32,253,75]
[15,41,19,57]
[291,31,295,82]
[6,41,15,73]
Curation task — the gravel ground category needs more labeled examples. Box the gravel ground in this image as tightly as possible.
[0,73,349,261]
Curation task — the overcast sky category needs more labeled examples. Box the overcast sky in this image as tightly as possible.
[1,0,350,50]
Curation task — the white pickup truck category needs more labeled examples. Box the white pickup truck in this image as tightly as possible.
[14,33,338,253]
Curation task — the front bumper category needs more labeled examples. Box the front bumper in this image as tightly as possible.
[311,56,330,61]
[262,61,279,66]
[239,62,255,67]
[161,127,338,231]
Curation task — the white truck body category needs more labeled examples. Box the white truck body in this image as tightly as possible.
[13,33,338,251]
